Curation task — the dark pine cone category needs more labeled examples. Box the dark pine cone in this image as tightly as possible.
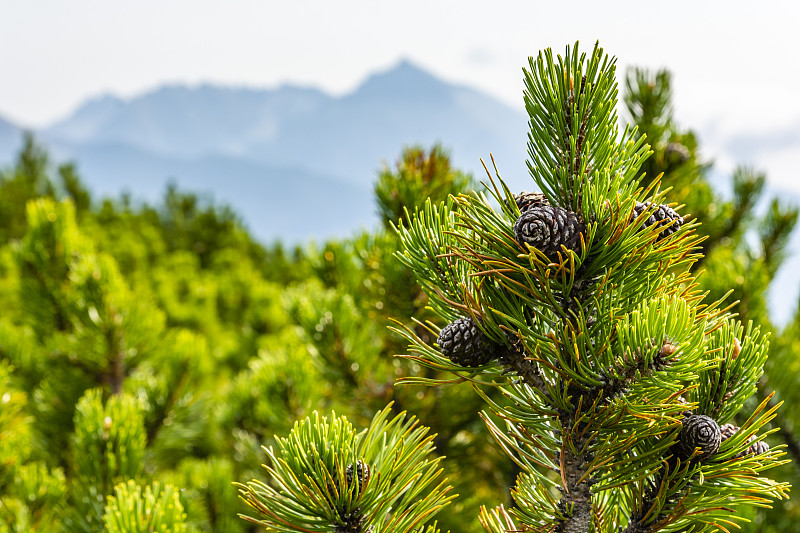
[719,424,769,458]
[664,142,690,165]
[747,440,770,456]
[677,414,721,461]
[632,202,683,241]
[437,317,496,367]
[346,460,370,491]
[514,206,585,259]
[719,423,739,442]
[506,191,550,214]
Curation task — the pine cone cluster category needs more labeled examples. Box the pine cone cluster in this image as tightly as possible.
[514,206,585,259]
[677,414,721,461]
[632,202,683,241]
[719,423,770,458]
[437,317,496,367]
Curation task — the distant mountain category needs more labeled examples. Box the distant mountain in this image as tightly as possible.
[251,60,528,185]
[0,114,23,161]
[42,61,530,188]
[45,85,333,158]
[17,60,531,243]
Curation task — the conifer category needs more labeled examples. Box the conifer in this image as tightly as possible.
[393,42,789,533]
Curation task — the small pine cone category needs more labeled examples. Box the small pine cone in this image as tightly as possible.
[748,440,770,456]
[719,423,739,442]
[437,317,496,367]
[346,460,370,491]
[677,414,721,461]
[632,202,683,241]
[731,432,759,459]
[514,206,585,259]
[506,191,550,214]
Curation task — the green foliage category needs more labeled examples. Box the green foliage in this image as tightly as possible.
[65,389,147,533]
[375,144,474,229]
[0,461,66,533]
[0,134,56,242]
[237,406,453,533]
[58,163,91,214]
[624,66,800,532]
[103,480,187,533]
[160,184,260,268]
[222,342,324,441]
[0,361,29,487]
[160,457,248,533]
[0,135,485,532]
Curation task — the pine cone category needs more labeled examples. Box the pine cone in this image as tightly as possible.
[346,461,370,491]
[514,206,585,259]
[506,191,549,214]
[632,202,683,241]
[437,317,496,367]
[719,423,739,442]
[748,440,770,456]
[664,142,690,165]
[677,414,721,461]
[720,425,771,459]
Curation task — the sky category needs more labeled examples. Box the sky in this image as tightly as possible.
[1,0,799,190]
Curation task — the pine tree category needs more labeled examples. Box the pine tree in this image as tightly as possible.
[236,41,790,533]
[375,144,474,230]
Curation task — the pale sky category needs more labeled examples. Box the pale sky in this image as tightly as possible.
[1,0,798,189]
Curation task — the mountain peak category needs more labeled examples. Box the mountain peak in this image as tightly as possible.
[391,58,428,74]
[354,59,448,100]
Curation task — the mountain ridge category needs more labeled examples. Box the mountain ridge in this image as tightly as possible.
[41,61,530,186]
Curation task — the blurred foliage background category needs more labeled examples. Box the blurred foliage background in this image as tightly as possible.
[0,67,798,532]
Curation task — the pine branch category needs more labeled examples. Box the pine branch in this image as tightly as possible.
[394,41,788,533]
[554,411,595,533]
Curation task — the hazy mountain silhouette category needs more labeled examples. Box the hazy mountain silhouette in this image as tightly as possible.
[43,60,529,188]
[249,60,529,185]
[46,86,333,159]
[24,60,530,243]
